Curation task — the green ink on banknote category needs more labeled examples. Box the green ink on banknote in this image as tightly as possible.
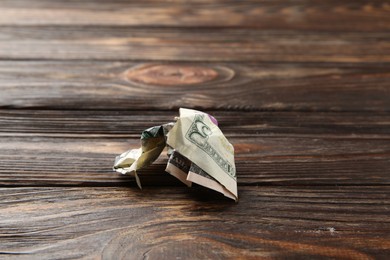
[185,114,236,179]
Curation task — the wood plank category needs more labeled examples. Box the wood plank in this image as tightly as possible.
[1,61,389,111]
[1,134,389,186]
[0,110,388,186]
[0,27,388,62]
[1,110,390,138]
[0,0,389,32]
[0,186,388,259]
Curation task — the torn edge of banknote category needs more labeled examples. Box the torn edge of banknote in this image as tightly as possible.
[113,108,238,201]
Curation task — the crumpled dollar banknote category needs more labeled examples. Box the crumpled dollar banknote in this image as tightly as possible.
[113,108,237,201]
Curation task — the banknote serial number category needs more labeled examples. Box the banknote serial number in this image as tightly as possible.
[185,114,236,179]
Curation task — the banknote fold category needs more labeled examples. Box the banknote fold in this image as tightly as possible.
[113,108,238,201]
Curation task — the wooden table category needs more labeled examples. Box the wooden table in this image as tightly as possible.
[1,1,389,259]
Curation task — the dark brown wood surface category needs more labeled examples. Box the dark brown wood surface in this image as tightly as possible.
[0,0,389,259]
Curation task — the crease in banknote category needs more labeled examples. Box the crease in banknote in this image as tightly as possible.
[113,108,238,201]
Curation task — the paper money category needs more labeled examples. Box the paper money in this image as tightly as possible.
[113,123,173,188]
[113,108,237,201]
[187,163,236,200]
[165,150,192,187]
[166,108,237,200]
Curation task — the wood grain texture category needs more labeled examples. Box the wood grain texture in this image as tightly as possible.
[0,0,389,32]
[0,27,389,62]
[1,0,389,258]
[0,186,389,259]
[0,110,389,186]
[1,110,390,138]
[1,135,389,186]
[1,61,389,111]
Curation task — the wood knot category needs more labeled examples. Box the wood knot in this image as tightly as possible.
[125,64,219,86]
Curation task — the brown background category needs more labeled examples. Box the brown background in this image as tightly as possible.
[0,1,389,259]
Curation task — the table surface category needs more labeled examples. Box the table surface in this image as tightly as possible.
[1,1,389,259]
